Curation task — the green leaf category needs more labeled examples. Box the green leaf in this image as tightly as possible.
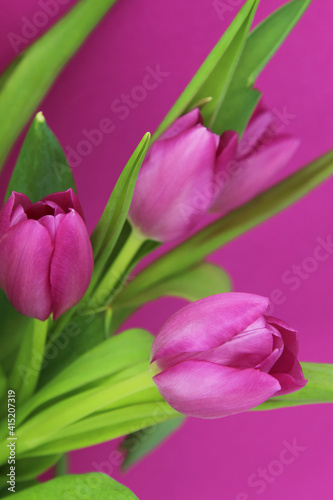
[115,262,231,310]
[121,417,185,470]
[91,133,151,262]
[114,149,333,307]
[152,0,259,141]
[8,473,139,500]
[0,0,118,172]
[0,291,32,376]
[18,329,154,425]
[14,366,154,458]
[111,262,231,332]
[217,0,312,135]
[23,402,179,457]
[254,362,333,411]
[5,113,75,203]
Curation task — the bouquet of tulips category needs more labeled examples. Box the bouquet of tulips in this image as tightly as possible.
[0,0,332,498]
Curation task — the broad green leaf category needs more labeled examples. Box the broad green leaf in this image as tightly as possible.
[217,0,312,135]
[38,310,106,389]
[121,417,185,470]
[14,366,154,457]
[152,0,259,141]
[18,329,153,425]
[5,113,75,203]
[254,362,333,411]
[115,262,231,310]
[114,149,333,307]
[91,133,150,261]
[23,403,179,457]
[0,0,118,172]
[9,473,138,500]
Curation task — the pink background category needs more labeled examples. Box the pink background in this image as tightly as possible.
[1,1,333,499]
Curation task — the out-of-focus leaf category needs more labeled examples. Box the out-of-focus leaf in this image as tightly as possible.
[8,473,139,500]
[121,417,185,470]
[115,261,231,310]
[20,329,153,423]
[216,0,312,135]
[0,0,119,171]
[5,113,75,203]
[22,402,179,457]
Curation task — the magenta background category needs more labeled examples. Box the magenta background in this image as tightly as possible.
[1,1,333,499]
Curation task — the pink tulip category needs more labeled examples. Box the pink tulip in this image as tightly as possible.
[128,109,235,242]
[151,293,306,418]
[0,189,93,321]
[210,102,300,214]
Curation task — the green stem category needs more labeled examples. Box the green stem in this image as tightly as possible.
[8,319,48,405]
[92,230,144,307]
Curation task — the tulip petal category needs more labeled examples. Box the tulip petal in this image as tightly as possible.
[211,135,300,214]
[42,188,85,220]
[0,220,53,320]
[50,210,93,319]
[238,110,274,157]
[160,108,202,140]
[129,126,218,241]
[152,293,269,362]
[203,324,273,369]
[0,192,30,240]
[271,372,307,396]
[153,360,281,418]
[39,214,65,242]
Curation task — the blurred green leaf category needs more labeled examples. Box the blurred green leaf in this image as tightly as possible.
[255,362,333,410]
[114,149,333,307]
[8,473,138,500]
[0,0,118,172]
[216,0,312,135]
[0,291,32,376]
[152,0,259,140]
[23,402,179,457]
[5,113,75,202]
[115,262,231,310]
[121,417,185,470]
[111,262,231,332]
[18,329,153,425]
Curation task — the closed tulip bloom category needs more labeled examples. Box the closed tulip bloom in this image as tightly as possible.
[151,293,306,418]
[128,109,235,242]
[210,102,300,214]
[0,189,93,321]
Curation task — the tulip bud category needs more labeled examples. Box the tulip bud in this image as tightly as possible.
[151,293,306,418]
[0,189,93,321]
[211,102,300,214]
[129,109,225,242]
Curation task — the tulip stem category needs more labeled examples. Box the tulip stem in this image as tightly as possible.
[92,229,145,307]
[9,318,49,405]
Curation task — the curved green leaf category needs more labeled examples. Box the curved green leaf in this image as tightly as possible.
[5,113,75,203]
[0,0,118,171]
[8,474,138,500]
